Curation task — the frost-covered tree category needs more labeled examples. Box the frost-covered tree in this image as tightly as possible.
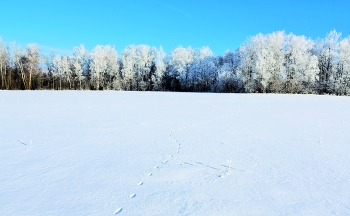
[120,45,156,91]
[90,45,108,90]
[13,44,41,89]
[72,45,87,90]
[189,46,217,91]
[236,39,258,92]
[104,45,120,90]
[13,43,28,89]
[53,55,71,90]
[0,38,10,89]
[152,47,166,91]
[254,31,285,93]
[121,45,137,90]
[52,55,61,89]
[336,36,350,95]
[62,56,72,89]
[168,46,196,91]
[218,50,241,92]
[136,45,155,91]
[284,34,319,93]
[89,45,119,90]
[24,44,40,90]
[44,52,56,89]
[197,46,214,59]
[314,30,341,93]
[237,32,286,93]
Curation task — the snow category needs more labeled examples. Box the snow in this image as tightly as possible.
[1,91,350,215]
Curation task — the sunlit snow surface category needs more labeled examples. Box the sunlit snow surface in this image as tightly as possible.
[1,91,350,215]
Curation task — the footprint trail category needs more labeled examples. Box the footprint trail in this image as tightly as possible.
[113,107,241,214]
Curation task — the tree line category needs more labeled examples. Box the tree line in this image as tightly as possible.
[0,30,350,95]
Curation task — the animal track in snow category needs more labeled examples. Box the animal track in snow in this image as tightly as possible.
[114,107,242,214]
[114,207,122,214]
[17,140,27,145]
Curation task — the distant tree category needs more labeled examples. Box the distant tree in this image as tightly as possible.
[152,47,166,91]
[53,55,71,90]
[44,51,56,89]
[13,43,28,89]
[136,45,155,91]
[0,38,10,89]
[72,45,87,90]
[120,45,156,91]
[336,36,350,95]
[90,45,108,90]
[189,46,217,92]
[63,56,72,89]
[104,45,120,90]
[121,45,137,90]
[168,46,196,91]
[238,32,296,93]
[218,50,241,92]
[24,44,40,90]
[284,34,319,93]
[197,46,214,59]
[236,37,259,92]
[254,31,285,93]
[314,30,341,94]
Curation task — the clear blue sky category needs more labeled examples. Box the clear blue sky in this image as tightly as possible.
[1,0,349,55]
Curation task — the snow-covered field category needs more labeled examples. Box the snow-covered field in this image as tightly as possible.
[1,91,350,215]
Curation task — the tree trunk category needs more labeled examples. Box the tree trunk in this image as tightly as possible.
[29,71,32,90]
